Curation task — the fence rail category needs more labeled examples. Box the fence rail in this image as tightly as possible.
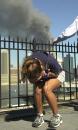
[0,36,78,110]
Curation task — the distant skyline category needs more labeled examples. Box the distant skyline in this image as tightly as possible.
[32,0,78,38]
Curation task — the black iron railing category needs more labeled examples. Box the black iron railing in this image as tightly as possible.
[0,36,78,110]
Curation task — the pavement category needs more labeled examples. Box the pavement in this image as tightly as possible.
[0,106,78,130]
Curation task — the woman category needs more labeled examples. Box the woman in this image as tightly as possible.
[21,51,65,128]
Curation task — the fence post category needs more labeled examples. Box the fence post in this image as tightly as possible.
[32,39,36,51]
[77,37,78,53]
[0,36,1,108]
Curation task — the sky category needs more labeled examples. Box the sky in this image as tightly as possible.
[12,0,78,67]
[0,0,78,68]
[32,0,78,38]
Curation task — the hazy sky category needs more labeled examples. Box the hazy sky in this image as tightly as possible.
[32,0,78,37]
[1,0,78,67]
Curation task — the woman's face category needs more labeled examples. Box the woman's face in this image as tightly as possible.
[26,63,43,84]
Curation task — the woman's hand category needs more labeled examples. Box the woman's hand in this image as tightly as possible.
[47,69,57,78]
[41,69,57,79]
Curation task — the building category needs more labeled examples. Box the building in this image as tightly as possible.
[1,49,9,75]
[63,54,74,82]
[1,50,9,84]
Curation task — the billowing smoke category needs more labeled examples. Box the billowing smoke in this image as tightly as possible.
[0,0,51,42]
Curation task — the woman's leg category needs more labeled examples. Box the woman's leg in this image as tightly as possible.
[43,79,61,114]
[32,86,44,128]
[34,86,43,114]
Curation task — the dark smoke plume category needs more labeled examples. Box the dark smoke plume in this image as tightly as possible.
[0,0,52,42]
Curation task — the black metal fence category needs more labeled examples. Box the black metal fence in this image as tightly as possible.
[0,36,78,110]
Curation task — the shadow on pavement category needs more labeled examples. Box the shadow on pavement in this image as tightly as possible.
[5,108,36,122]
[46,128,56,130]
[44,119,56,130]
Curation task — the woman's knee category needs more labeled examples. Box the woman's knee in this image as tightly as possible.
[43,85,51,97]
[35,87,42,95]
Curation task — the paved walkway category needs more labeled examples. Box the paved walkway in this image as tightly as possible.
[0,106,78,130]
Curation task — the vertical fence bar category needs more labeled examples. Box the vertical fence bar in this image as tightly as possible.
[0,36,1,108]
[68,42,72,100]
[17,37,20,107]
[8,36,11,107]
[55,44,57,59]
[74,42,77,99]
[25,38,29,106]
[62,42,66,101]
[77,37,78,53]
